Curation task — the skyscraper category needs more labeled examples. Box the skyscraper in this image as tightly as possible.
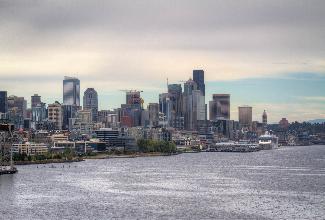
[193,69,205,96]
[31,94,41,108]
[262,110,267,125]
[63,76,80,106]
[83,88,98,122]
[7,95,27,118]
[148,103,159,127]
[209,94,230,121]
[183,79,205,130]
[238,105,252,127]
[0,91,8,113]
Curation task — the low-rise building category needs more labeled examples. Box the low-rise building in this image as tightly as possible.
[12,142,48,156]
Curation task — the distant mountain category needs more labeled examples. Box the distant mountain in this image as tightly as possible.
[307,119,325,124]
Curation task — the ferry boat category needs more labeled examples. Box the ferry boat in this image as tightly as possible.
[258,132,279,150]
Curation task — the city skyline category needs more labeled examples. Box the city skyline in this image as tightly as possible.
[0,0,325,123]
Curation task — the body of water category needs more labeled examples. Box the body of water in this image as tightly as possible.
[1,145,325,219]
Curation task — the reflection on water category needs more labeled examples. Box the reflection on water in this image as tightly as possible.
[1,145,325,219]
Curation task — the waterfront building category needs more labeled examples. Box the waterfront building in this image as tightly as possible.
[193,69,205,96]
[209,94,230,121]
[63,76,80,106]
[0,91,8,113]
[95,128,123,147]
[12,142,48,156]
[238,105,252,127]
[48,101,63,130]
[83,88,98,122]
[31,94,41,108]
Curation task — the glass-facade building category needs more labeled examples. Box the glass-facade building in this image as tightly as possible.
[63,76,80,106]
[0,91,8,113]
[193,69,205,96]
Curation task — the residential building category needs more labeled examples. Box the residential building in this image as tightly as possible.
[48,101,63,130]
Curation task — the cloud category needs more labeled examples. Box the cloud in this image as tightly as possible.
[0,0,324,121]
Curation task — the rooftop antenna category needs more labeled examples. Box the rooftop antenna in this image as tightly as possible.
[167,78,169,90]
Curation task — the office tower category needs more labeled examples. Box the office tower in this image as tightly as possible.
[119,90,143,127]
[148,103,159,127]
[48,101,63,130]
[62,104,80,130]
[262,110,267,125]
[72,109,93,134]
[83,88,98,122]
[183,79,205,130]
[193,69,205,96]
[31,94,41,108]
[7,95,27,118]
[238,105,252,127]
[126,90,142,106]
[0,91,8,113]
[31,103,47,122]
[159,93,172,127]
[168,84,183,128]
[63,76,80,106]
[209,94,230,121]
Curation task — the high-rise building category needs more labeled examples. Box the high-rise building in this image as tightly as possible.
[63,76,80,106]
[159,93,172,126]
[31,94,41,108]
[262,110,267,125]
[48,101,63,130]
[72,109,93,134]
[193,69,205,96]
[167,84,183,128]
[83,88,98,122]
[238,105,252,127]
[32,103,47,122]
[183,79,205,130]
[148,103,159,127]
[7,95,27,118]
[0,91,8,113]
[62,104,80,130]
[126,90,142,106]
[209,94,230,121]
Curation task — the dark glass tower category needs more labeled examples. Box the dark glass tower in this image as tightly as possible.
[0,91,8,113]
[193,69,205,96]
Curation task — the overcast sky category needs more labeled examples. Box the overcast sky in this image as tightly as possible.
[0,0,324,122]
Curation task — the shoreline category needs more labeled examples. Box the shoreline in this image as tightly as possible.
[13,152,179,165]
[15,158,84,166]
[84,152,179,160]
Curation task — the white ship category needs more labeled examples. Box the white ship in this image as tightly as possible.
[259,132,279,150]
